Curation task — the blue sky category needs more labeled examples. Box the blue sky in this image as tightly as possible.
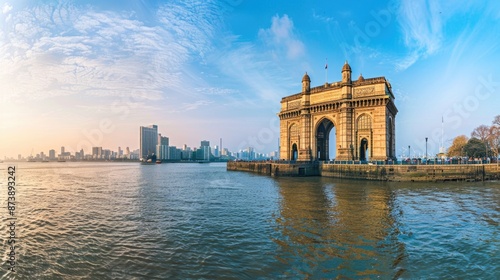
[1,0,500,158]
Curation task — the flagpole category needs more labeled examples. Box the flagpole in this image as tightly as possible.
[440,116,444,154]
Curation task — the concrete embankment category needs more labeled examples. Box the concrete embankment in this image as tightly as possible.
[226,161,320,177]
[227,161,500,182]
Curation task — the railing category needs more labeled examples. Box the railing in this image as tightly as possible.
[323,158,498,165]
[232,158,499,166]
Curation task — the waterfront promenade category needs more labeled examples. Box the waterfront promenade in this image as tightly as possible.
[227,161,500,182]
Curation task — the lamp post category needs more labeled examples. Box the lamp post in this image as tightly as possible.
[408,145,411,160]
[485,142,489,164]
[425,137,428,160]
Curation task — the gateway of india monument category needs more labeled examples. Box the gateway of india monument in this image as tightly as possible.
[279,61,398,161]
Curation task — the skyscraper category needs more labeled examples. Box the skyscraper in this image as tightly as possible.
[49,149,56,160]
[92,147,102,159]
[201,140,210,147]
[156,133,169,160]
[140,125,158,159]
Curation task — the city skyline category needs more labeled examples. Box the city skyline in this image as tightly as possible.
[2,1,500,158]
[7,124,275,161]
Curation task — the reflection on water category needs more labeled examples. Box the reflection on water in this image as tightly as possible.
[0,162,498,279]
[274,177,406,278]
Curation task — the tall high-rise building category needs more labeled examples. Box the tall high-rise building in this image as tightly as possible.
[181,147,192,160]
[49,149,56,160]
[103,149,111,160]
[156,133,169,160]
[61,146,65,155]
[168,146,182,160]
[197,144,211,161]
[92,147,102,159]
[201,140,210,147]
[213,145,219,157]
[140,125,158,159]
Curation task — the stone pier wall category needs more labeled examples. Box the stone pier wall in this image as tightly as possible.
[227,161,500,182]
[226,161,319,177]
[320,163,500,181]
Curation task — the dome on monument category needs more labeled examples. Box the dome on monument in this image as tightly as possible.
[342,61,351,72]
[302,72,310,82]
[358,73,364,81]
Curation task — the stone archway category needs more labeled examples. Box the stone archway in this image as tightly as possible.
[278,62,398,161]
[316,118,335,161]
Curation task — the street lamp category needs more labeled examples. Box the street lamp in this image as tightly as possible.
[425,137,428,160]
[408,145,411,159]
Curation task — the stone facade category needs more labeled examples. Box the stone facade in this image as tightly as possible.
[278,62,398,161]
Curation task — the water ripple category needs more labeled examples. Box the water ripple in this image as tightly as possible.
[0,162,498,279]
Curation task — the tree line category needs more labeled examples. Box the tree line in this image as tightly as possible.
[447,115,500,158]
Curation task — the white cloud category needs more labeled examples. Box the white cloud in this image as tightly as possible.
[213,40,293,106]
[0,1,222,103]
[396,0,443,69]
[180,100,213,111]
[2,3,12,14]
[258,14,305,59]
[395,51,419,72]
[195,87,238,96]
[312,9,334,23]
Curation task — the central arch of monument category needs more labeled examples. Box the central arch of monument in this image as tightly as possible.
[279,62,398,161]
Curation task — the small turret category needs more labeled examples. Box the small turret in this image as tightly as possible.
[302,72,311,93]
[341,61,351,84]
[358,73,364,82]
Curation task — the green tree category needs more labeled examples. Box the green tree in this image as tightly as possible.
[447,135,468,157]
[463,138,492,158]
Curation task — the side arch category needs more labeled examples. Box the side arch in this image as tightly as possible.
[288,123,299,161]
[356,114,372,161]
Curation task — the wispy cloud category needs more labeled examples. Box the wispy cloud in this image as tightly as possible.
[258,14,305,59]
[312,9,335,23]
[180,100,213,111]
[195,87,238,96]
[214,40,292,105]
[395,51,419,72]
[0,1,222,103]
[397,0,443,69]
